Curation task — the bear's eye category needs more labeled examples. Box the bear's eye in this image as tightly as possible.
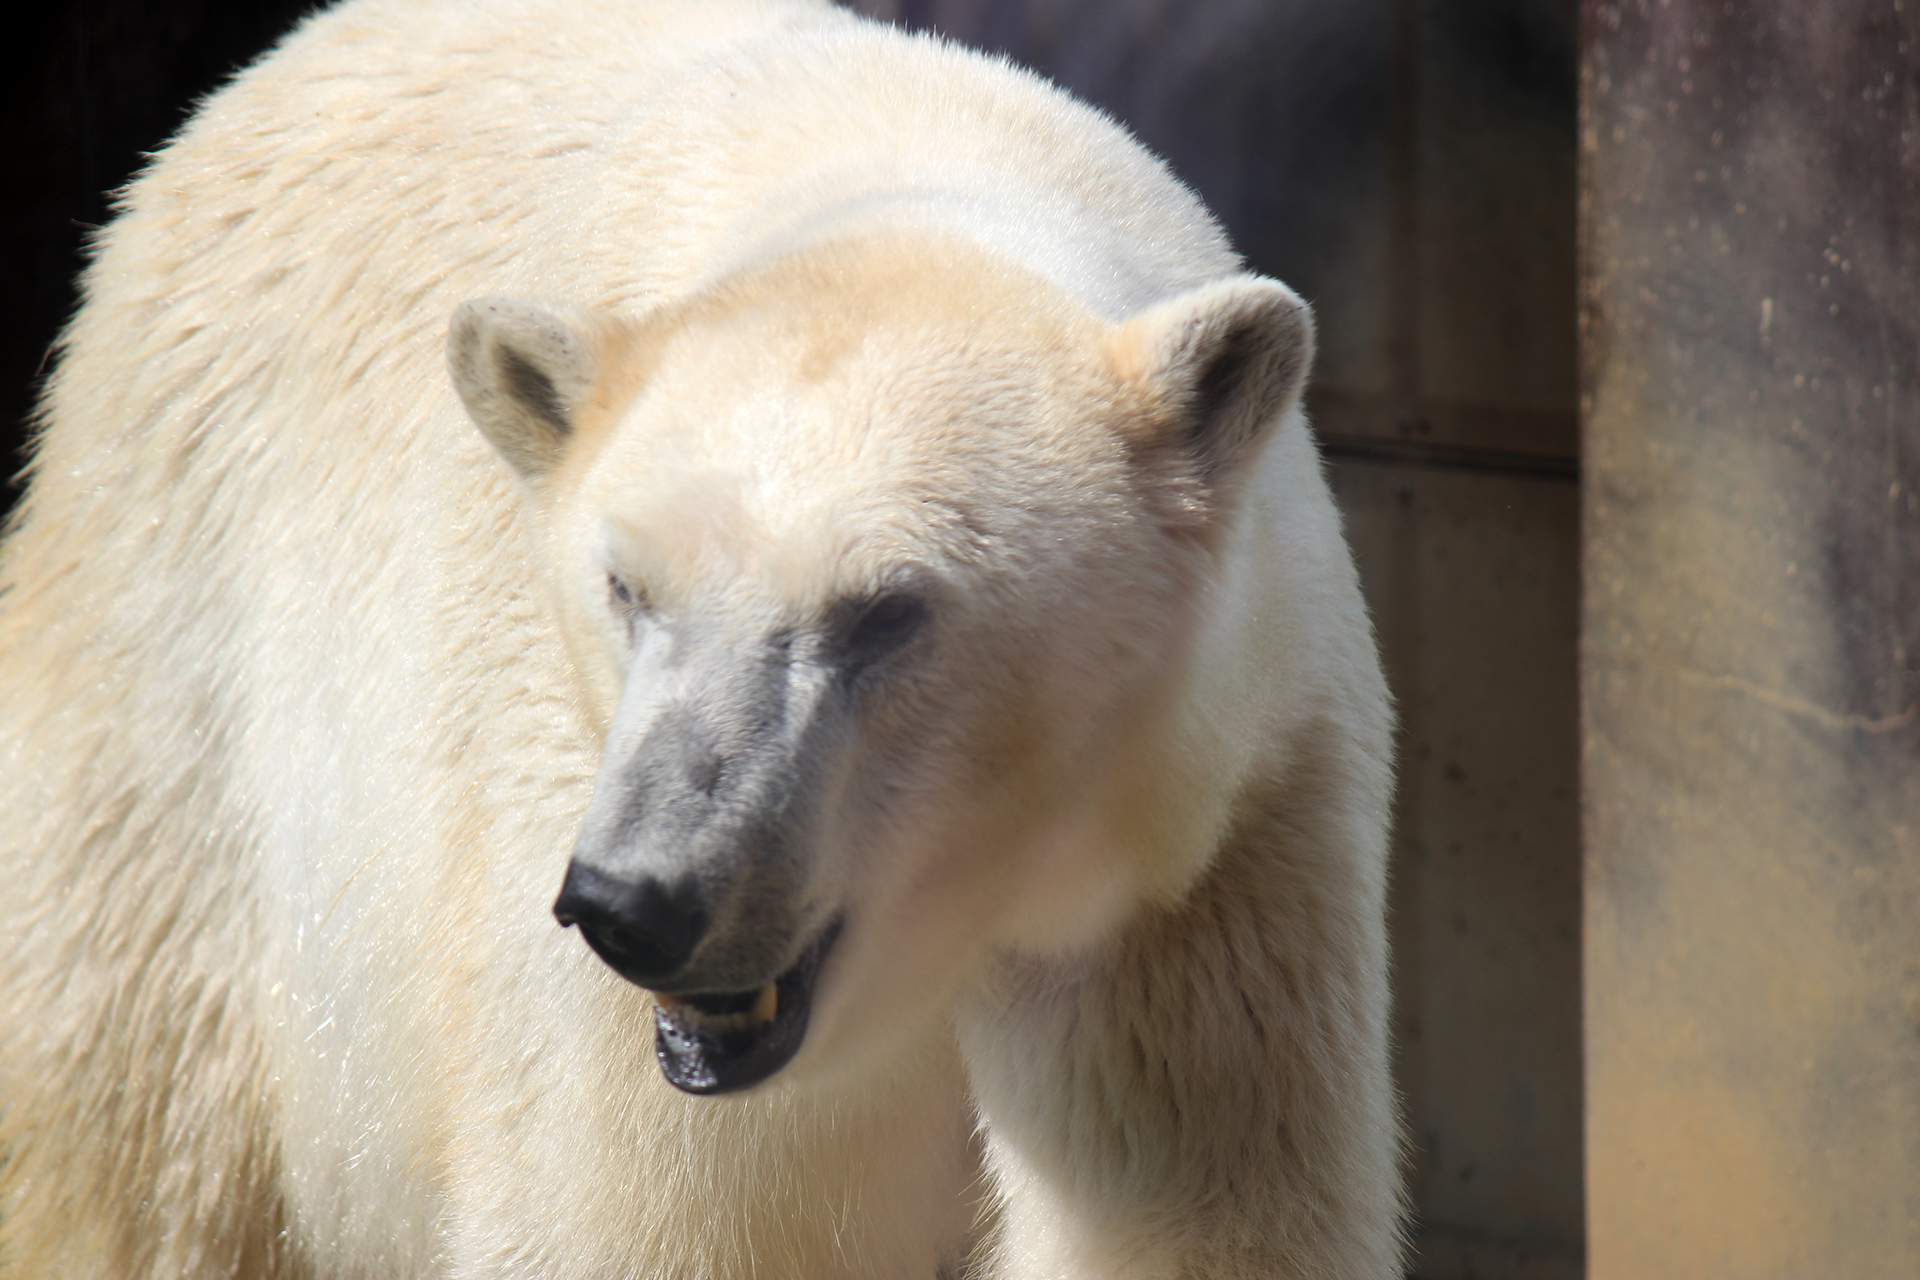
[842,591,927,659]
[607,572,642,611]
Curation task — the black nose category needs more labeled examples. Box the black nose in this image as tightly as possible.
[553,862,708,987]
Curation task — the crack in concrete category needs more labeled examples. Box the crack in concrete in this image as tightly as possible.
[1681,669,1917,734]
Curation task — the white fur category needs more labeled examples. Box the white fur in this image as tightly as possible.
[0,2,1401,1277]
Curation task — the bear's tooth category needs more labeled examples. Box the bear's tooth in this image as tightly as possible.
[651,990,776,1035]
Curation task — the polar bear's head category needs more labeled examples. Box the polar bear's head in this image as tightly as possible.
[449,235,1312,1095]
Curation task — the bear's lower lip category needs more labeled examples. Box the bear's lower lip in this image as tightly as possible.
[651,919,842,1095]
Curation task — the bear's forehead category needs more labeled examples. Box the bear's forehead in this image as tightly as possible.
[586,422,1030,596]
[590,364,1133,544]
[563,233,1145,606]
[647,231,1109,398]
[575,378,1144,617]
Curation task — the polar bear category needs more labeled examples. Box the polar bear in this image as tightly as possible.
[0,0,1400,1277]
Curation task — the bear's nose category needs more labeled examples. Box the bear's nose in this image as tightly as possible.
[553,862,708,987]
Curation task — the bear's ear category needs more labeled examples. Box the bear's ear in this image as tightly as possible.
[448,297,599,482]
[1108,275,1315,485]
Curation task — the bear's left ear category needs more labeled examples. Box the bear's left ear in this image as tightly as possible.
[448,297,599,483]
[1108,275,1315,485]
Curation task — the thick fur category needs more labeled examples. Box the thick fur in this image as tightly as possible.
[0,1,1401,1277]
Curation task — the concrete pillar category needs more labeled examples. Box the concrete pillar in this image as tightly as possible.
[1582,2,1920,1275]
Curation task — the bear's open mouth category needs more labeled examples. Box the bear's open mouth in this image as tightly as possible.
[650,919,842,1095]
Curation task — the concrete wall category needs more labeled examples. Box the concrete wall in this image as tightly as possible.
[852,3,1586,1276]
[1582,2,1920,1275]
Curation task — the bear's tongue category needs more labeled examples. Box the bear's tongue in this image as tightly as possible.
[650,922,840,1094]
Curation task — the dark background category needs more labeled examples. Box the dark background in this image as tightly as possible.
[2,0,316,516]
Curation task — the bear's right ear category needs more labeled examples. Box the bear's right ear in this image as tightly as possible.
[448,297,598,482]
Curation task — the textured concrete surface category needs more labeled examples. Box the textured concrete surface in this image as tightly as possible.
[1582,2,1920,1275]
[1332,459,1583,1280]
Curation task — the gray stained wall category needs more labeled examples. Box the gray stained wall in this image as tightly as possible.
[1583,2,1920,1275]
[853,3,1586,1278]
